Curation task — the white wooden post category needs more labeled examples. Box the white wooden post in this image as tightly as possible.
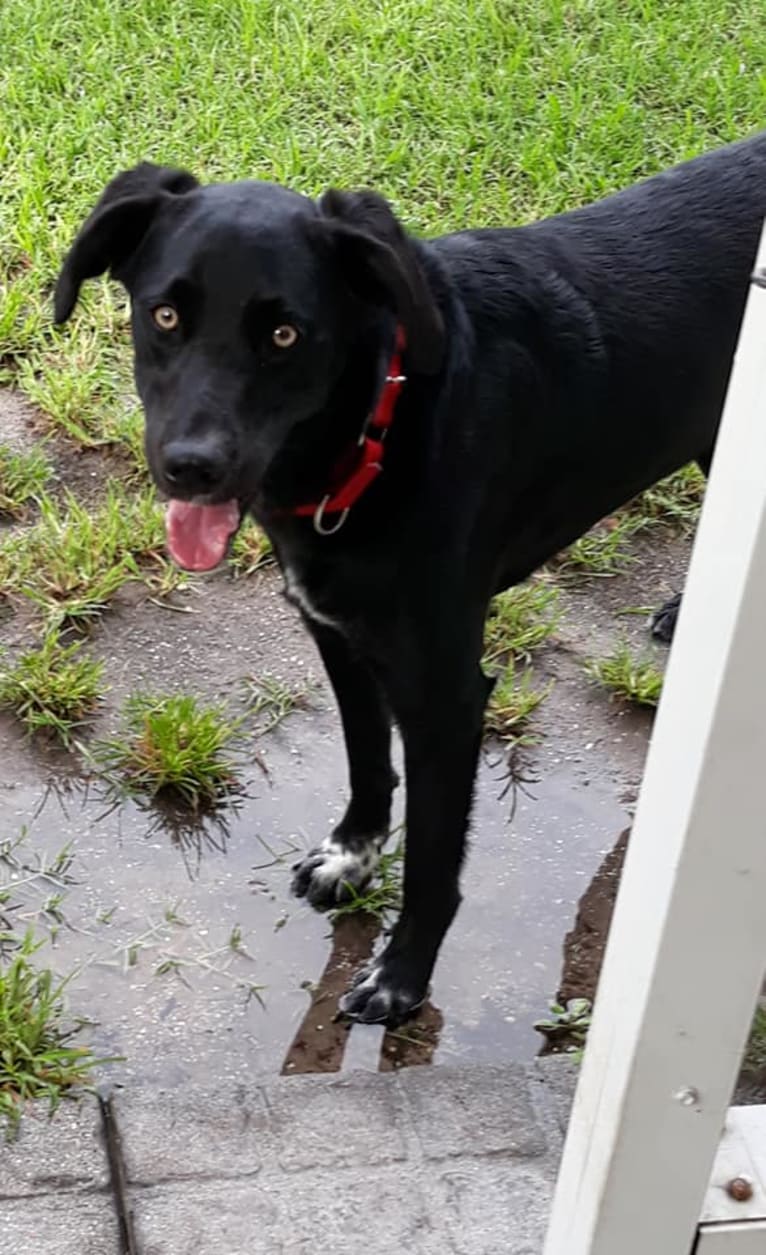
[543,223,766,1255]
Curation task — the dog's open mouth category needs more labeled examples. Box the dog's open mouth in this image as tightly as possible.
[165,499,242,572]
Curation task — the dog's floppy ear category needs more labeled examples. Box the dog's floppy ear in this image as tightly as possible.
[54,162,199,323]
[318,189,444,373]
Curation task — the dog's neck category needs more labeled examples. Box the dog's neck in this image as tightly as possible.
[284,327,407,534]
[259,321,406,518]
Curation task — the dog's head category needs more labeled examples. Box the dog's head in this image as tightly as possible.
[55,162,443,569]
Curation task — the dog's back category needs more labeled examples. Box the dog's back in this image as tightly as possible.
[430,131,766,579]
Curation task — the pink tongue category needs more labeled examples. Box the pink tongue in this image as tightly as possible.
[166,499,241,571]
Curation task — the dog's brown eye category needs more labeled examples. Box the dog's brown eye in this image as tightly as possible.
[152,304,179,332]
[272,324,299,349]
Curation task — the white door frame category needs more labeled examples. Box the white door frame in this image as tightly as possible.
[543,223,766,1255]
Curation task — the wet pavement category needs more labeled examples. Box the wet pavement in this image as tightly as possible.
[0,387,678,1091]
[0,733,632,1086]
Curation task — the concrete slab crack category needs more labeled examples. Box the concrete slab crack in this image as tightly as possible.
[99,1094,140,1255]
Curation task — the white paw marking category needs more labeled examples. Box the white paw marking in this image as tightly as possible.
[310,836,381,892]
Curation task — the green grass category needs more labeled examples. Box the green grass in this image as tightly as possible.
[556,514,640,578]
[229,522,274,576]
[586,643,664,707]
[92,692,246,810]
[0,483,183,628]
[245,674,313,734]
[0,933,103,1136]
[481,582,557,739]
[15,337,139,448]
[534,997,592,1059]
[1,0,765,443]
[0,632,105,742]
[484,581,559,664]
[0,837,114,1133]
[484,658,550,739]
[625,463,707,532]
[0,444,51,518]
[552,464,706,579]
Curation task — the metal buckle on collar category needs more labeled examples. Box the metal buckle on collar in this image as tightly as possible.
[313,496,350,536]
[358,372,407,445]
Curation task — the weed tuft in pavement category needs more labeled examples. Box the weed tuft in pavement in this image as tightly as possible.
[92,692,246,810]
[0,933,105,1137]
[586,643,663,707]
[245,674,313,734]
[0,633,104,742]
[624,463,706,533]
[229,522,274,575]
[484,581,559,664]
[484,658,550,739]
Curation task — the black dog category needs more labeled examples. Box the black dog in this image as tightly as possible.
[55,132,766,1025]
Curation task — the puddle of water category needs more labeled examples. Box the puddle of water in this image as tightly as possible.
[0,720,631,1086]
[433,750,629,1062]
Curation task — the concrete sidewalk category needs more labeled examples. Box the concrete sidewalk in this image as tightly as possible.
[0,1059,576,1254]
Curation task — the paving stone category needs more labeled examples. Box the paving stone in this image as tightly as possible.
[114,1083,270,1183]
[263,1071,410,1172]
[533,1056,578,1136]
[0,1194,120,1253]
[397,1063,548,1161]
[425,1160,554,1255]
[132,1167,444,1255]
[1,1063,570,1253]
[0,1096,109,1198]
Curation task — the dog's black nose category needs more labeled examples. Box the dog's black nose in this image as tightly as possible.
[162,439,228,496]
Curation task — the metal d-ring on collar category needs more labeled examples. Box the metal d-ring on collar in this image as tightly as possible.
[313,498,350,535]
[310,365,408,536]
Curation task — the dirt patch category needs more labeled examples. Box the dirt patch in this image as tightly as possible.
[558,828,629,1006]
[0,387,138,509]
[44,439,139,510]
[0,390,41,453]
[555,823,766,1102]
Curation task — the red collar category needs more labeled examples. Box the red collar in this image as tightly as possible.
[291,327,407,534]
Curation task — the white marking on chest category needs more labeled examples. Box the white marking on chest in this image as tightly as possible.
[283,564,342,629]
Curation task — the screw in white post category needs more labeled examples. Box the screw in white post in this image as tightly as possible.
[674,1087,700,1107]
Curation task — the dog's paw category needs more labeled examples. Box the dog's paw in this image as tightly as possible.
[291,836,381,910]
[338,958,426,1026]
[650,592,681,644]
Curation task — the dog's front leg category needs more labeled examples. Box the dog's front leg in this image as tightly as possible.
[291,620,397,908]
[339,655,492,1026]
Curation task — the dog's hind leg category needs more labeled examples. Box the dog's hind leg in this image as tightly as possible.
[291,622,397,909]
[650,450,712,645]
[650,591,682,643]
